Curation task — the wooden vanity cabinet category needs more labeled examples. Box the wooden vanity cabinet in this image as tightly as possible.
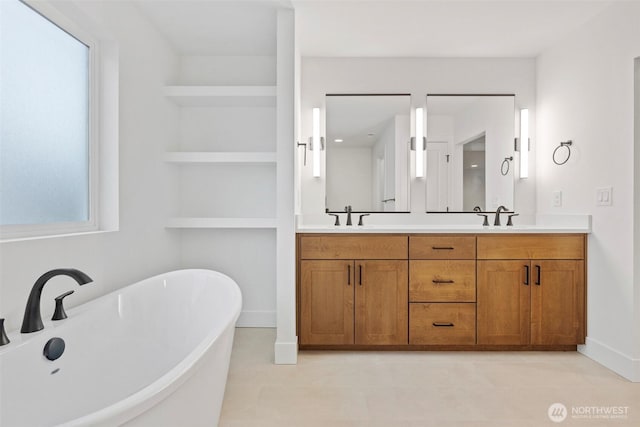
[299,260,354,345]
[409,235,477,345]
[299,235,408,346]
[477,235,586,346]
[297,232,586,350]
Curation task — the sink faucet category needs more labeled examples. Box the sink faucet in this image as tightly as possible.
[325,208,340,226]
[345,205,353,226]
[21,268,93,333]
[494,206,509,226]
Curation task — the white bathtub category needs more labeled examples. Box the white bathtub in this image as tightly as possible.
[0,269,242,427]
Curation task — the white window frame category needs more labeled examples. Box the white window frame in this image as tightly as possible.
[0,0,100,240]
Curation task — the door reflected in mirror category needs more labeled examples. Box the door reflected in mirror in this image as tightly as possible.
[426,95,515,212]
[325,94,410,212]
[463,135,486,211]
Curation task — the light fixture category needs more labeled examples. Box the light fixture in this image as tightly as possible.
[311,107,324,178]
[415,107,425,178]
[334,138,343,143]
[519,109,529,179]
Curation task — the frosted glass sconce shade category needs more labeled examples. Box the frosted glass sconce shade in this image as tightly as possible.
[519,109,529,179]
[415,107,425,178]
[312,107,321,178]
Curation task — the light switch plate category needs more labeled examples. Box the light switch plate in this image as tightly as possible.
[552,191,562,208]
[596,186,613,206]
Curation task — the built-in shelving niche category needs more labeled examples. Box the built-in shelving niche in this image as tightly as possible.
[164,46,280,327]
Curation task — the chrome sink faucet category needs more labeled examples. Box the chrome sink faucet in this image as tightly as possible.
[21,268,93,333]
[494,206,509,226]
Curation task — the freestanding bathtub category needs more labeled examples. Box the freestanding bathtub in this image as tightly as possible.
[0,269,242,427]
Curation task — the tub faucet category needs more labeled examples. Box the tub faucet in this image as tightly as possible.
[345,205,353,226]
[21,268,93,333]
[494,206,509,226]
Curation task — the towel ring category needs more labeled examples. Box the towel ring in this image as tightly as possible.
[501,156,513,176]
[553,140,573,165]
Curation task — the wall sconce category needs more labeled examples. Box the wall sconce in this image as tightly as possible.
[412,107,425,178]
[311,107,324,178]
[518,109,529,179]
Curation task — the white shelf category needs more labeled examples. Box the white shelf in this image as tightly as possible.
[164,151,277,164]
[164,85,276,107]
[166,217,277,229]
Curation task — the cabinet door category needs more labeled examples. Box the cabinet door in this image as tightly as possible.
[355,260,408,345]
[300,260,354,345]
[531,260,585,345]
[477,261,530,345]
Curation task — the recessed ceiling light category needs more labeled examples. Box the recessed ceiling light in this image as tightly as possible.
[334,139,343,143]
[367,133,375,137]
[471,164,479,168]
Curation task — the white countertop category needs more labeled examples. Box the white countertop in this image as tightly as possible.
[296,214,591,234]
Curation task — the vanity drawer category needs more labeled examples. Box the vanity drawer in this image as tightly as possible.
[477,234,585,260]
[409,260,476,302]
[299,235,408,260]
[409,303,476,345]
[409,236,476,259]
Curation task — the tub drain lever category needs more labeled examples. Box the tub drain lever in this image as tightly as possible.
[52,290,74,321]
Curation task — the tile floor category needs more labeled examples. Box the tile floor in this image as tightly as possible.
[219,328,639,426]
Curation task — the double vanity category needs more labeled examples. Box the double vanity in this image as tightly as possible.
[296,218,588,351]
[297,92,589,352]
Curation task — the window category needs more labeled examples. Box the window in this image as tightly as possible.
[0,0,98,239]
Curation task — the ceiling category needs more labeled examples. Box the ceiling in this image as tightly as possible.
[293,0,615,57]
[134,0,281,55]
[326,94,410,147]
[133,0,617,57]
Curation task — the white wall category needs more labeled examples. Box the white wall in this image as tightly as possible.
[536,1,640,381]
[0,1,180,332]
[299,57,536,216]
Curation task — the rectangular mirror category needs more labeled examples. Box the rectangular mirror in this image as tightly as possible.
[426,94,515,212]
[325,94,410,212]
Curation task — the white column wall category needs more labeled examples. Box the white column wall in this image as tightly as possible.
[275,8,297,364]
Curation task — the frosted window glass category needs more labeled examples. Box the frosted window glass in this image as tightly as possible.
[0,0,90,226]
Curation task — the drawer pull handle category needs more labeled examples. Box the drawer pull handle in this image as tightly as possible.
[359,264,362,286]
[432,279,455,284]
[432,246,454,250]
[433,322,455,327]
[535,265,541,286]
[524,265,530,286]
[347,264,351,286]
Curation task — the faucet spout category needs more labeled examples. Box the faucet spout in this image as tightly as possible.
[21,268,92,333]
[345,205,353,226]
[494,206,509,226]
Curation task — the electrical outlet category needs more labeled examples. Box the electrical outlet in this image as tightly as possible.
[596,187,613,206]
[552,191,562,208]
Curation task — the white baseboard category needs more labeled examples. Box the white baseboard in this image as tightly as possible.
[579,337,640,382]
[274,338,298,364]
[236,310,276,327]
